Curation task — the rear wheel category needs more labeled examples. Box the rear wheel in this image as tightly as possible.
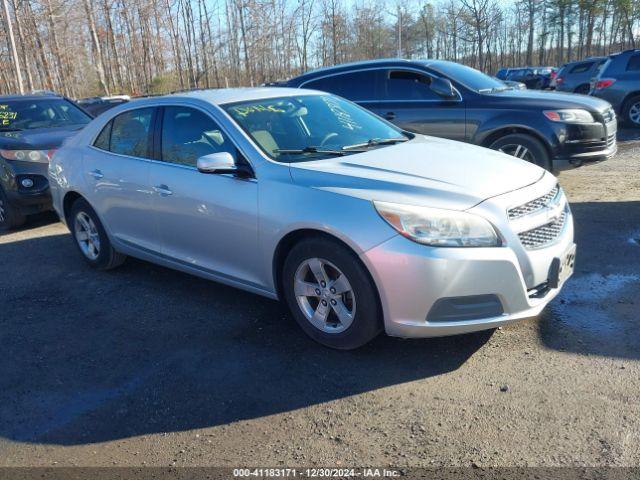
[622,95,640,128]
[69,198,126,270]
[574,84,590,94]
[282,237,382,349]
[489,133,551,170]
[0,188,26,232]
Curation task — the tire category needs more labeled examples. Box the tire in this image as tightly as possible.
[69,197,126,270]
[0,187,26,232]
[282,237,382,350]
[622,95,640,128]
[574,84,590,95]
[489,133,551,170]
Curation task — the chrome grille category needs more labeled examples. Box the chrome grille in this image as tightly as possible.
[518,211,567,249]
[508,184,560,220]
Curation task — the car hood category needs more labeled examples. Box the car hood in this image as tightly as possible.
[492,89,612,111]
[0,125,84,150]
[288,135,545,211]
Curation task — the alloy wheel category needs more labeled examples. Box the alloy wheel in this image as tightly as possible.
[498,143,535,163]
[628,102,640,125]
[293,257,356,334]
[74,211,101,260]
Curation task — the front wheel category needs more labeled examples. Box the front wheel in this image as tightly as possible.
[282,238,382,349]
[622,95,640,128]
[69,198,126,270]
[489,133,551,170]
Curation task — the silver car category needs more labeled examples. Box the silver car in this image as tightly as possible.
[49,88,576,349]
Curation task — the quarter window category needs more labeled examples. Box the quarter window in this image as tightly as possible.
[161,106,235,167]
[384,70,438,100]
[303,71,379,101]
[93,121,112,151]
[109,108,154,158]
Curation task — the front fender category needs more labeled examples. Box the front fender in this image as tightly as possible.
[468,111,558,151]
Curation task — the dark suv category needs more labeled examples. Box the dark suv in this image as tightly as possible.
[590,49,640,127]
[555,57,606,94]
[281,59,617,171]
[0,93,92,230]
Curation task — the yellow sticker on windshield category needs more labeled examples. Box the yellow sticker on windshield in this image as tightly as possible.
[0,105,17,126]
[231,104,286,118]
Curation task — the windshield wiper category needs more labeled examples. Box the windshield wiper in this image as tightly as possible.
[274,146,360,156]
[342,137,409,150]
[0,127,24,132]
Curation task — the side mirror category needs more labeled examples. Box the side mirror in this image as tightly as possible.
[196,152,251,177]
[430,77,458,99]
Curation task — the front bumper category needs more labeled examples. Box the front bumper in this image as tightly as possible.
[553,142,617,170]
[361,175,575,338]
[552,114,617,171]
[0,159,52,215]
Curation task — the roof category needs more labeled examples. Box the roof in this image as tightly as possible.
[170,87,323,104]
[565,56,606,65]
[287,59,472,84]
[0,93,62,101]
[292,58,450,76]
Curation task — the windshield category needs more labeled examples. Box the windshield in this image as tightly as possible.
[223,95,407,162]
[428,62,507,93]
[0,98,92,131]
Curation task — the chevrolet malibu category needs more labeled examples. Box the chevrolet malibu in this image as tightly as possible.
[49,88,575,349]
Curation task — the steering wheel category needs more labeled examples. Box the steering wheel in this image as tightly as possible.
[320,132,339,147]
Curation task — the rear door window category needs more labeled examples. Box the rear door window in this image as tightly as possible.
[302,71,379,101]
[383,70,439,100]
[109,108,154,158]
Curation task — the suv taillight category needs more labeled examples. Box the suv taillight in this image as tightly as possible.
[595,78,616,89]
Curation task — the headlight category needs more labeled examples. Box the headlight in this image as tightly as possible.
[543,109,595,123]
[0,149,52,163]
[374,201,501,247]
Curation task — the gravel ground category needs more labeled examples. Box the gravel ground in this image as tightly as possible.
[0,135,639,468]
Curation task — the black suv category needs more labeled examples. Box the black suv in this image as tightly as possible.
[281,59,617,171]
[0,93,92,230]
[590,49,640,127]
[505,67,558,90]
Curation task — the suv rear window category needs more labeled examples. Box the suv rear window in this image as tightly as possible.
[627,54,640,71]
[570,62,594,74]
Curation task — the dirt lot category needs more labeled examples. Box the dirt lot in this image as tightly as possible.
[0,136,639,468]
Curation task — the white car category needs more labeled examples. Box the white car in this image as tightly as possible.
[49,88,575,349]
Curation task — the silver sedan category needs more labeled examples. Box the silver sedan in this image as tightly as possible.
[49,88,575,349]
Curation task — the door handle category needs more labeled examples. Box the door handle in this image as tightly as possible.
[383,112,396,120]
[153,184,173,196]
[88,169,103,180]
